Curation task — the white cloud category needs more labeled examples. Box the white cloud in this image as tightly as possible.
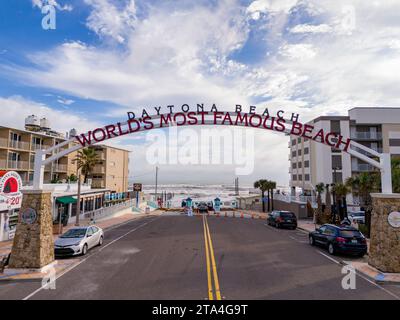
[290,23,332,34]
[84,0,137,43]
[0,96,96,134]
[279,43,317,60]
[32,0,73,11]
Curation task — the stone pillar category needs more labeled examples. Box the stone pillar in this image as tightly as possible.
[368,193,400,273]
[9,190,55,269]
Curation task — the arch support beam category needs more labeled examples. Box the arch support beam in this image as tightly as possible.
[380,153,392,194]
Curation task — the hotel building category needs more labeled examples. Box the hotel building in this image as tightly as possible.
[289,107,400,202]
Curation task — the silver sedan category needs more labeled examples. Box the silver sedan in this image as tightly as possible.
[54,226,104,256]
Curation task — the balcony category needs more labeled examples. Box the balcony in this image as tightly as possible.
[92,165,105,174]
[351,163,377,172]
[31,143,53,152]
[8,140,30,151]
[44,163,68,172]
[3,160,30,170]
[352,146,383,156]
[350,132,382,140]
[91,178,105,188]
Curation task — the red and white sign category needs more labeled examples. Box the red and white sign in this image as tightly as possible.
[0,171,23,211]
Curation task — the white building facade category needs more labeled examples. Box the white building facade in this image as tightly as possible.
[289,107,400,204]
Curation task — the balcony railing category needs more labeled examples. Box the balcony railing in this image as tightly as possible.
[350,132,382,140]
[8,140,30,151]
[351,163,377,172]
[91,179,105,188]
[92,166,105,174]
[44,163,68,172]
[5,160,29,170]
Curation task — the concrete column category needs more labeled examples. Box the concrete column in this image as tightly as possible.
[368,193,400,273]
[0,212,4,242]
[9,190,54,269]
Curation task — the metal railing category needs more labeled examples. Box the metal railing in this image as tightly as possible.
[351,163,377,172]
[8,140,30,150]
[5,160,29,170]
[84,199,135,221]
[350,132,382,140]
[274,193,316,206]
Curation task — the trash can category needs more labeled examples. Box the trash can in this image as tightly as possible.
[145,207,150,214]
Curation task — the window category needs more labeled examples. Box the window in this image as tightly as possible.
[292,151,296,157]
[291,139,296,146]
[389,139,400,147]
[332,172,343,183]
[298,162,302,168]
[298,174,302,181]
[292,174,297,181]
[332,155,342,169]
[305,174,310,181]
[304,160,309,168]
[297,137,301,143]
[330,120,341,134]
[304,147,309,155]
[297,149,302,156]
[292,163,297,169]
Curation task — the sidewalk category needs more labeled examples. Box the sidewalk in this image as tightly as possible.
[0,209,163,281]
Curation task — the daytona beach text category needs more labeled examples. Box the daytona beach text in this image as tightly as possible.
[74,106,351,152]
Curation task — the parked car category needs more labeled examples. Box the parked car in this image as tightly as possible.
[198,202,209,214]
[309,224,367,257]
[207,201,214,211]
[267,210,297,229]
[348,211,365,224]
[55,226,104,257]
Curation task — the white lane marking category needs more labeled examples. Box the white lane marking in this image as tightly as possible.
[288,236,308,244]
[317,250,400,300]
[22,217,159,301]
[316,250,341,265]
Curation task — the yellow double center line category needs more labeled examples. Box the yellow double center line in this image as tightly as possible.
[202,215,222,300]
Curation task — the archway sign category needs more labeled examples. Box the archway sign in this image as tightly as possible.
[32,106,392,193]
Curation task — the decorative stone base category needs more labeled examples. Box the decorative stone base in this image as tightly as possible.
[9,190,55,269]
[368,193,400,273]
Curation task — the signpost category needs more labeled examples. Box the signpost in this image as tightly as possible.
[0,171,23,211]
[133,183,142,207]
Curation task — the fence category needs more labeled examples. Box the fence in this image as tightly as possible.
[84,199,135,222]
[273,193,317,207]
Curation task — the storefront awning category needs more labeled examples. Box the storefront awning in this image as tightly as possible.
[56,196,77,205]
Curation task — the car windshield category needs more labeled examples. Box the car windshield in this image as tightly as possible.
[280,212,295,218]
[60,228,87,238]
[340,230,362,237]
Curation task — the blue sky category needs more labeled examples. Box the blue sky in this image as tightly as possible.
[1,0,400,185]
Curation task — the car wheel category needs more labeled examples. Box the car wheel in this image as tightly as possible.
[328,243,335,255]
[309,236,315,246]
[98,236,104,246]
[82,244,88,256]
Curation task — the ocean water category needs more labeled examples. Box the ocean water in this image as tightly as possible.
[142,184,258,207]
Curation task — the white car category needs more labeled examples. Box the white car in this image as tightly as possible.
[55,226,104,256]
[348,211,365,224]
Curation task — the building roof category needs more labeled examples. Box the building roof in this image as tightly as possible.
[0,125,66,140]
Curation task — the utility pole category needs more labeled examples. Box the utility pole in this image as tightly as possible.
[75,171,81,226]
[155,166,158,201]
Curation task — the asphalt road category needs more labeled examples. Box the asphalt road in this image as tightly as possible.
[1,213,400,300]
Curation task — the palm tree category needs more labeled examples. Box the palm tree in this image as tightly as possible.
[254,179,269,212]
[345,172,380,236]
[315,183,325,223]
[392,158,400,193]
[74,148,99,226]
[269,181,277,211]
[324,184,332,223]
[332,183,350,221]
[75,148,99,183]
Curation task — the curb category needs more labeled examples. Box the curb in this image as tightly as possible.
[340,260,400,285]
